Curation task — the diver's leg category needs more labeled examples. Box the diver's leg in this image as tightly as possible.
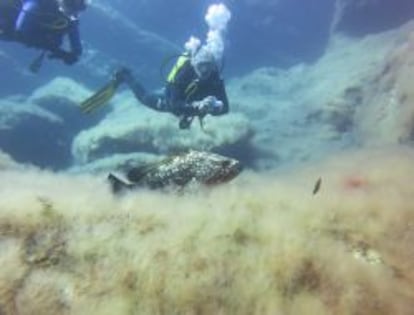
[114,67,168,112]
[14,0,39,42]
[139,92,168,112]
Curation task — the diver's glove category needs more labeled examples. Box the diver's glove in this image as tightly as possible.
[192,96,223,116]
[178,97,223,129]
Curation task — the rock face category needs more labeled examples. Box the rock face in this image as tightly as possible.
[0,149,21,170]
[0,50,35,95]
[354,25,414,145]
[0,75,253,170]
[71,96,254,168]
[0,97,65,168]
[334,0,414,36]
[0,78,102,169]
[227,20,414,169]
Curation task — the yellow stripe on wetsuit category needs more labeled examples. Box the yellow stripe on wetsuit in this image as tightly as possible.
[167,53,200,101]
[167,54,189,83]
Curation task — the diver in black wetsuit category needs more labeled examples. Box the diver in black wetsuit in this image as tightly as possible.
[0,0,86,65]
[114,47,229,129]
[80,47,230,129]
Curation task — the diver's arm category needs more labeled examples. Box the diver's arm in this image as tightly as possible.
[165,83,198,116]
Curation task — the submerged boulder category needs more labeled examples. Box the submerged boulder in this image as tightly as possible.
[0,78,105,169]
[0,98,67,168]
[71,98,253,165]
[29,77,105,133]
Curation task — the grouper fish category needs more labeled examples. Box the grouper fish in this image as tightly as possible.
[107,150,243,193]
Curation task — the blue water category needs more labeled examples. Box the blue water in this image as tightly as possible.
[0,0,414,169]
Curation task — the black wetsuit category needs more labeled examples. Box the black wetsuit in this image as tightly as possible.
[126,59,229,119]
[0,0,82,64]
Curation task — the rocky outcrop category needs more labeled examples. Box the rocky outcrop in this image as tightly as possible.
[355,24,414,145]
[0,97,65,168]
[71,96,253,166]
[0,149,23,170]
[0,78,103,169]
[0,50,35,95]
[332,0,414,36]
[227,21,414,169]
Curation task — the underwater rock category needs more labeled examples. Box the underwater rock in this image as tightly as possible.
[0,50,35,95]
[29,77,92,104]
[305,96,357,135]
[108,150,243,193]
[355,22,414,146]
[334,0,414,36]
[71,102,253,165]
[29,77,104,135]
[0,78,108,169]
[68,152,160,174]
[227,21,412,169]
[0,149,22,170]
[0,98,71,168]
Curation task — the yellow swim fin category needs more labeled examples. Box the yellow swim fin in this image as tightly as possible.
[80,79,120,114]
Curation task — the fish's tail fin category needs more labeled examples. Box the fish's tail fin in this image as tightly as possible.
[107,173,134,194]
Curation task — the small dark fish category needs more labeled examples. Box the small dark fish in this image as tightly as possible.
[313,177,322,195]
[108,150,243,193]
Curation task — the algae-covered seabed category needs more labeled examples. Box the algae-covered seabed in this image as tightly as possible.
[0,146,413,315]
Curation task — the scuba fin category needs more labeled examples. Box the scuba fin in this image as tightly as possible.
[80,79,120,114]
[29,51,46,73]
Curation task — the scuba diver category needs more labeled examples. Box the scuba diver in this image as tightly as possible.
[80,46,229,129]
[81,2,232,129]
[0,0,86,68]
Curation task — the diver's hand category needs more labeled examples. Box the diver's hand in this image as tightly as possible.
[192,96,223,115]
